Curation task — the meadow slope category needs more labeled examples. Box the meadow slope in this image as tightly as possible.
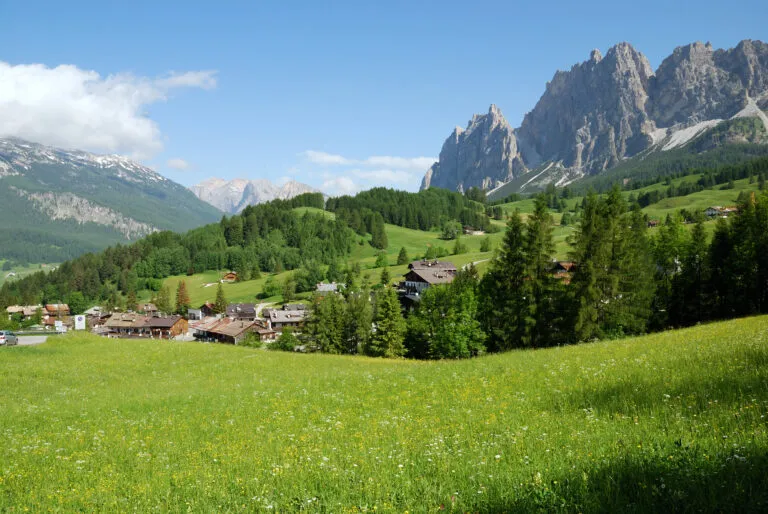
[1,318,767,511]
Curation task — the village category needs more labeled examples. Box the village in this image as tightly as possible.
[5,258,580,348]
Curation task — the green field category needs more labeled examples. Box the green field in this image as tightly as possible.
[0,262,57,287]
[2,317,767,511]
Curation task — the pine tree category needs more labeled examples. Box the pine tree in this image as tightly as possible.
[126,289,138,312]
[175,280,191,315]
[524,195,558,346]
[671,220,710,325]
[214,283,228,314]
[365,287,405,358]
[155,285,172,314]
[344,289,372,354]
[478,211,529,351]
[370,214,388,249]
[380,267,391,285]
[396,247,409,265]
[306,294,345,353]
[570,191,606,341]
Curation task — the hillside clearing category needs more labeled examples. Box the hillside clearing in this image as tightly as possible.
[1,317,766,511]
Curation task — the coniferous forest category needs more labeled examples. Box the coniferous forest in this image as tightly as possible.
[4,176,768,360]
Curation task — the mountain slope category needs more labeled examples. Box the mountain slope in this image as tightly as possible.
[190,178,318,214]
[422,39,768,195]
[0,137,222,262]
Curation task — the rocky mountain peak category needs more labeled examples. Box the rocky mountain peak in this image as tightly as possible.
[190,177,318,214]
[422,39,768,194]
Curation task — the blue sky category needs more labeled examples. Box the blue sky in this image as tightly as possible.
[1,1,766,194]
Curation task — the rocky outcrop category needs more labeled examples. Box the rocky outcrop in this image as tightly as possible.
[519,43,654,173]
[12,188,158,239]
[422,39,768,193]
[191,178,318,214]
[421,105,526,192]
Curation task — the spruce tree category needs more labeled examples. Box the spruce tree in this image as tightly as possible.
[344,289,372,354]
[524,195,558,346]
[175,281,191,315]
[380,267,391,285]
[366,287,405,358]
[214,283,228,314]
[155,285,172,314]
[396,247,409,265]
[478,211,529,351]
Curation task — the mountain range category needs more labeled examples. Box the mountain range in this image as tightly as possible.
[190,178,318,214]
[0,137,222,263]
[421,39,768,196]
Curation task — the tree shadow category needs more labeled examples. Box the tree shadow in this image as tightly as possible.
[482,447,768,513]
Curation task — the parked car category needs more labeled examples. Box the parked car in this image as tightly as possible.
[0,330,18,346]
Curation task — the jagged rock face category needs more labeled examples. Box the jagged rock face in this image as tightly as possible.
[421,39,768,193]
[649,42,745,126]
[190,178,318,214]
[421,105,525,192]
[518,43,654,173]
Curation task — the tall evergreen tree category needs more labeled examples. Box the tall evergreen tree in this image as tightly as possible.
[396,247,409,265]
[478,211,529,351]
[155,285,172,314]
[524,195,558,346]
[365,287,405,358]
[306,293,346,353]
[343,289,372,354]
[175,281,191,314]
[214,283,228,314]
[671,220,710,325]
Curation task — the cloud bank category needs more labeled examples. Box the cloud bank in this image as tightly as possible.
[303,150,436,195]
[0,61,217,160]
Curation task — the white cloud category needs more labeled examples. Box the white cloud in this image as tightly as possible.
[363,156,435,171]
[166,158,190,170]
[351,169,412,183]
[322,176,359,196]
[303,150,435,171]
[304,150,352,166]
[0,62,217,159]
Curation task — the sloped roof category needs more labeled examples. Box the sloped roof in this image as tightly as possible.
[145,315,184,329]
[407,269,455,285]
[408,260,457,272]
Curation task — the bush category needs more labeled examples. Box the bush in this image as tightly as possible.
[270,327,300,351]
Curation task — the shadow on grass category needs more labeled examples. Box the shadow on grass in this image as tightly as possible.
[483,447,768,513]
[557,346,768,416]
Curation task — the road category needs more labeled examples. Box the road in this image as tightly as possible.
[16,335,48,346]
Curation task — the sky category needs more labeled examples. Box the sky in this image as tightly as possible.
[1,1,766,195]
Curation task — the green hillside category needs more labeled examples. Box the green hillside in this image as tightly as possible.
[2,316,766,511]
[0,138,222,263]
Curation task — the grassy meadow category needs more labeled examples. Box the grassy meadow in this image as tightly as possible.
[1,317,767,511]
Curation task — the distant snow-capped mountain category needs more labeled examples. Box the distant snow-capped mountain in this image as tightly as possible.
[0,137,222,262]
[190,178,319,214]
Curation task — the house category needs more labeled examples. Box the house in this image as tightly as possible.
[194,317,266,344]
[551,261,578,285]
[226,303,259,320]
[6,305,42,321]
[103,313,149,337]
[316,282,341,294]
[256,327,278,342]
[188,302,215,321]
[647,219,660,228]
[266,306,307,332]
[138,303,159,316]
[403,260,458,294]
[283,303,307,311]
[143,315,188,339]
[705,206,740,218]
[221,272,238,283]
[45,304,70,317]
[463,226,485,236]
[102,313,187,339]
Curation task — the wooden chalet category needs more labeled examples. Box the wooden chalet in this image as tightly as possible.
[264,305,307,332]
[102,313,187,339]
[403,260,457,294]
[188,302,215,320]
[194,317,268,344]
[226,303,259,321]
[138,303,159,316]
[221,272,238,283]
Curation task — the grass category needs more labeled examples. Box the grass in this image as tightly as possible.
[1,316,767,511]
[0,261,57,287]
